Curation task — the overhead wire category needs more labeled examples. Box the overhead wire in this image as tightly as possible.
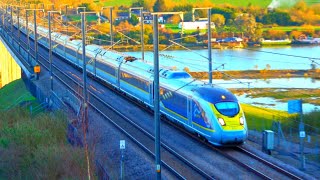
[9,9,320,126]
[17,9,319,113]
[243,47,320,65]
[158,36,319,109]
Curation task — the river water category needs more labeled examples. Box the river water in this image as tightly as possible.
[128,46,320,71]
[127,46,320,113]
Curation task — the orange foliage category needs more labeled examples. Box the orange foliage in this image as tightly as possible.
[267,30,286,40]
[301,25,315,36]
[290,1,320,25]
[168,15,181,24]
[290,31,303,39]
[116,21,134,32]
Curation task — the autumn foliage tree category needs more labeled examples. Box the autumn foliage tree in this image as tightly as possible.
[265,29,287,40]
[167,15,181,24]
[234,13,257,39]
[290,30,303,39]
[301,25,315,37]
[211,14,225,28]
[153,0,167,12]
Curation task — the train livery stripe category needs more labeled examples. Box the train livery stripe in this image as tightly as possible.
[54,47,117,78]
[160,102,188,121]
[120,80,149,94]
[96,67,116,77]
[192,122,215,132]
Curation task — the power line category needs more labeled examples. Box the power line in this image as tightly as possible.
[244,48,320,65]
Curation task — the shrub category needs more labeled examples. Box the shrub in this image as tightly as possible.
[0,108,88,179]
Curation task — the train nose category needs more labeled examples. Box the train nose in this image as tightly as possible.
[220,130,247,144]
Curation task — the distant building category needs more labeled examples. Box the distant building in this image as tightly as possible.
[178,21,215,30]
[224,37,243,42]
[143,13,153,24]
[116,12,129,21]
[142,13,165,24]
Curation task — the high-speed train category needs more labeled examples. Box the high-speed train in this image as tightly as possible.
[13,17,248,145]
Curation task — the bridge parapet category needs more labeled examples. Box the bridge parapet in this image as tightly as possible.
[0,21,37,87]
[0,36,22,87]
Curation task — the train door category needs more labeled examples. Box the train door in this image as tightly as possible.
[116,68,119,87]
[149,80,154,106]
[187,96,193,128]
[116,61,123,88]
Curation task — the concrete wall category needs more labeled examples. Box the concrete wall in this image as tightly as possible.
[0,38,21,88]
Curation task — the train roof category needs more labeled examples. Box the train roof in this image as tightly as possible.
[67,40,82,49]
[24,22,234,101]
[53,33,69,43]
[192,86,238,104]
[93,49,207,96]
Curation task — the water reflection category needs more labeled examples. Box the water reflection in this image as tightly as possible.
[210,78,320,113]
[127,46,320,71]
[126,47,320,113]
[212,78,320,89]
[237,94,319,114]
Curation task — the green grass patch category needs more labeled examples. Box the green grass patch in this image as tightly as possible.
[302,110,320,129]
[241,103,295,131]
[165,23,206,34]
[242,103,320,132]
[263,26,320,32]
[0,108,87,178]
[67,15,99,23]
[101,0,318,8]
[0,79,36,110]
[247,89,320,106]
[177,0,271,7]
[305,0,320,5]
[102,0,133,7]
[102,0,271,8]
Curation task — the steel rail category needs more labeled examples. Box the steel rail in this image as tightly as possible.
[235,146,302,180]
[40,47,211,180]
[2,14,303,180]
[4,20,213,179]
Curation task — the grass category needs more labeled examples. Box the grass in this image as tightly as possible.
[172,0,271,7]
[245,88,320,105]
[100,0,271,8]
[164,23,206,34]
[0,108,88,179]
[0,79,36,110]
[304,0,320,5]
[303,110,320,129]
[102,0,133,7]
[67,15,99,23]
[99,0,318,8]
[241,103,295,131]
[263,26,320,32]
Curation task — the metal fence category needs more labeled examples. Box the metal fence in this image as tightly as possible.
[1,16,111,179]
[248,116,320,169]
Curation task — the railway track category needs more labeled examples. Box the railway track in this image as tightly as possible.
[1,23,215,179]
[234,146,302,180]
[1,17,304,179]
[40,43,215,179]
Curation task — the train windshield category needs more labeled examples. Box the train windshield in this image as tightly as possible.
[214,102,239,117]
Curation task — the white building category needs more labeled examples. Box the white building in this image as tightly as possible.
[178,21,215,30]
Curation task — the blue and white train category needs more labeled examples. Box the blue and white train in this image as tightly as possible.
[16,18,248,145]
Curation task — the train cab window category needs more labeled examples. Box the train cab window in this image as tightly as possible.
[214,102,239,117]
[161,89,187,118]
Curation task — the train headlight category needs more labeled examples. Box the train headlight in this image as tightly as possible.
[218,118,226,126]
[240,116,245,125]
